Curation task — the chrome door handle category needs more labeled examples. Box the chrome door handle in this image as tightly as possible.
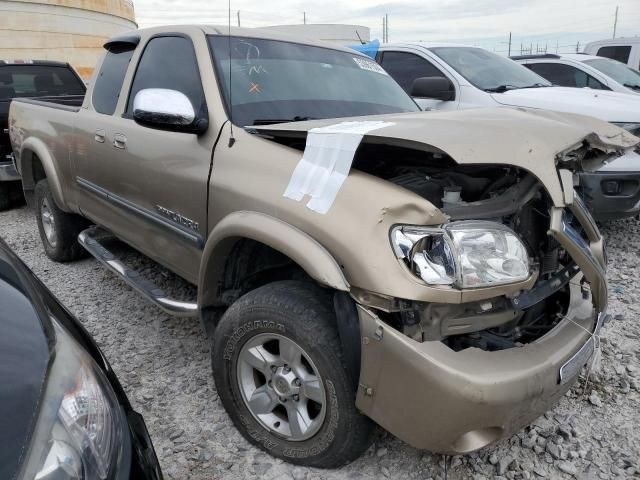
[113,133,127,149]
[94,129,106,143]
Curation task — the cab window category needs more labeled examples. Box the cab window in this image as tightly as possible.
[525,63,608,90]
[92,47,134,115]
[379,51,447,94]
[597,45,632,64]
[126,36,205,116]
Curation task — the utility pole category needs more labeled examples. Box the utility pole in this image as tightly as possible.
[613,5,619,38]
[385,14,389,43]
[237,10,240,27]
[576,40,580,53]
[382,16,385,42]
[508,32,512,56]
[556,39,559,54]
[303,11,306,24]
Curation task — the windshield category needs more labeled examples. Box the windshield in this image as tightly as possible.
[0,65,85,101]
[429,47,551,91]
[208,36,419,126]
[583,58,640,90]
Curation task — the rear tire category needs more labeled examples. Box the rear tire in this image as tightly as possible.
[212,281,374,468]
[35,179,89,262]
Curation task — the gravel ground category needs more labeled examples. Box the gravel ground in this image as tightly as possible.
[1,204,639,480]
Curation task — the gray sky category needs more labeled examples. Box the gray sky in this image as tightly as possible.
[134,0,640,54]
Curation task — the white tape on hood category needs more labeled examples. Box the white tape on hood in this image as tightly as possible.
[283,121,395,214]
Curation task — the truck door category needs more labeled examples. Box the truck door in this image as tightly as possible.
[74,35,215,282]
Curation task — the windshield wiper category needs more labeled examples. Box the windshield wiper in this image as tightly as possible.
[483,85,520,93]
[253,116,318,126]
[624,83,640,91]
[484,83,550,93]
[521,83,552,89]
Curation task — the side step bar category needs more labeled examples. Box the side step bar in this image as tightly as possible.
[78,227,198,317]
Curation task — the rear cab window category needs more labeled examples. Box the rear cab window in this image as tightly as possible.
[0,65,85,101]
[597,46,632,64]
[92,46,135,115]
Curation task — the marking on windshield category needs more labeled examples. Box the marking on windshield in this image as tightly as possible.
[249,65,269,75]
[249,82,261,94]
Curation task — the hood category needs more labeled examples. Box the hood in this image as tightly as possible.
[490,86,640,123]
[253,107,639,206]
[0,242,51,480]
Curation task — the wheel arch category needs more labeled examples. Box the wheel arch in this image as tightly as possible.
[198,211,350,311]
[19,138,68,210]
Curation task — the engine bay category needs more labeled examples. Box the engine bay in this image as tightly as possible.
[352,143,582,352]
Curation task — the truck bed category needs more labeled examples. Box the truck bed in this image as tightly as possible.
[1,95,84,159]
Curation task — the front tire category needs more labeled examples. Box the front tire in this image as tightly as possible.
[212,281,374,468]
[35,179,89,262]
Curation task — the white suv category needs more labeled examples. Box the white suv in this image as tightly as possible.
[513,53,640,96]
[365,42,640,220]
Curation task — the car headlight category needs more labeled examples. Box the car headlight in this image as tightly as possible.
[19,318,123,480]
[611,122,640,136]
[391,221,530,288]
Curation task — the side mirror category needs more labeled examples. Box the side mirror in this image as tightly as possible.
[410,77,455,101]
[133,88,207,133]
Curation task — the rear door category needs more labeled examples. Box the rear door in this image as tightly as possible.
[74,34,216,282]
[524,62,610,90]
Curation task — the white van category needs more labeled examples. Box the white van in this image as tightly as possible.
[585,37,640,70]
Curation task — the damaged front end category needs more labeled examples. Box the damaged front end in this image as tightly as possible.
[253,108,624,454]
[350,140,609,454]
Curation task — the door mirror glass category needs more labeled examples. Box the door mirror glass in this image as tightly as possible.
[411,76,455,101]
[133,88,200,132]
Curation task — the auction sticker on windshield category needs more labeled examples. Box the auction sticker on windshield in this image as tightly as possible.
[353,57,388,75]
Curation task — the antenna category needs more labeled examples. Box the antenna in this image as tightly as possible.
[228,0,235,147]
[355,30,365,45]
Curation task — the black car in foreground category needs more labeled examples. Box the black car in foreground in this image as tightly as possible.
[0,237,162,480]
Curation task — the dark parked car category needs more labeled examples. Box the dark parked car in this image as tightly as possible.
[0,60,86,210]
[0,237,162,480]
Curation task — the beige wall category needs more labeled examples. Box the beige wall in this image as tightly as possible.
[0,0,137,78]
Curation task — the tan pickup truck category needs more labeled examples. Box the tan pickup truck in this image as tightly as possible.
[9,26,638,468]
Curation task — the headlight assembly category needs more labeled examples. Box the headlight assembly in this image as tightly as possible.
[391,221,531,288]
[19,319,123,480]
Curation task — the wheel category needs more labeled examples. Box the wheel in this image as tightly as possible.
[212,281,375,468]
[35,179,89,262]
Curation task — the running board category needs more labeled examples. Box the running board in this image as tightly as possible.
[78,227,198,317]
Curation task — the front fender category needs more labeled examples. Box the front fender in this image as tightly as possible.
[198,211,350,308]
[19,137,69,211]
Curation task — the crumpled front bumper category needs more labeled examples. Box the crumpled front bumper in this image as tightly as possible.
[355,199,607,454]
[578,170,640,221]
